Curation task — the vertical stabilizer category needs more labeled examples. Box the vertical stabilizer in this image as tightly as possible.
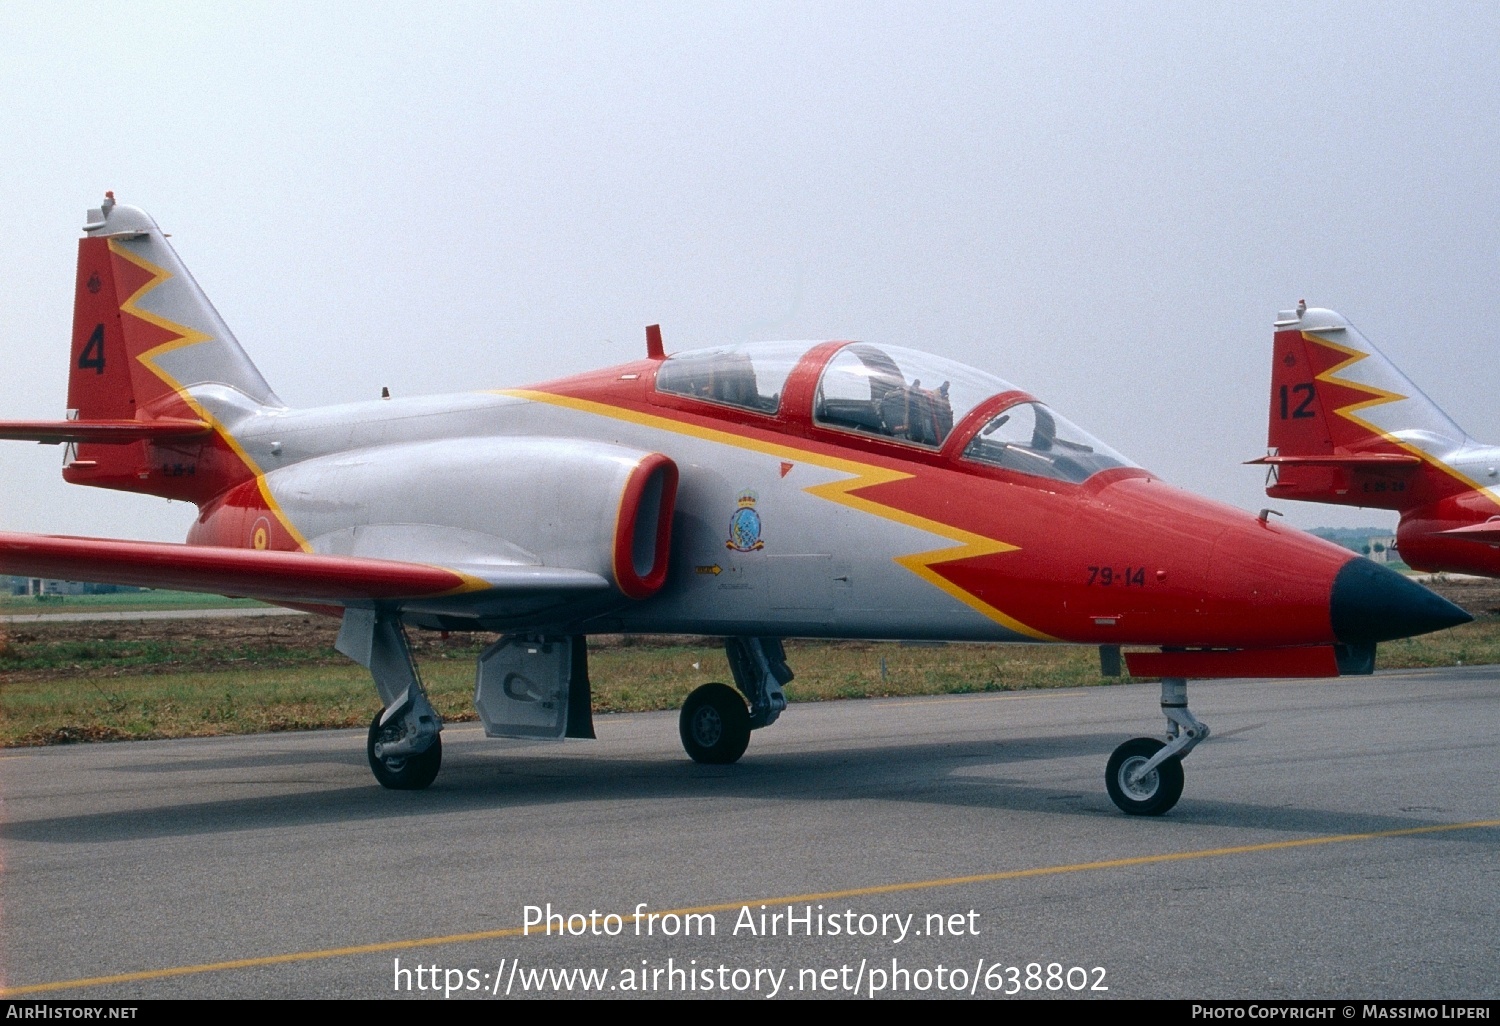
[1270,305,1466,456]
[78,195,280,412]
[64,194,281,501]
[1262,305,1470,510]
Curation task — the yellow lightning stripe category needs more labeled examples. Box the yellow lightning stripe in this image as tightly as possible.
[108,239,312,552]
[802,473,1046,639]
[433,570,503,597]
[502,389,1053,640]
[1303,330,1498,500]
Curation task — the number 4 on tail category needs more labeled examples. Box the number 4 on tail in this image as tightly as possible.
[77,323,105,375]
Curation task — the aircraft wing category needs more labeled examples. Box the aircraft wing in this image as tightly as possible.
[0,532,608,605]
[0,419,213,444]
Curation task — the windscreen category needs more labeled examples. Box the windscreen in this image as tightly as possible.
[963,401,1135,483]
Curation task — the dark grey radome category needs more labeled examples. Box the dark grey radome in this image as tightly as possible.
[1330,559,1472,644]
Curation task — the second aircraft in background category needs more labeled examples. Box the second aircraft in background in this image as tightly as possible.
[1253,302,1500,576]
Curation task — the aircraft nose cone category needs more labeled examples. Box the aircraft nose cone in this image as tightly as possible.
[1330,559,1472,643]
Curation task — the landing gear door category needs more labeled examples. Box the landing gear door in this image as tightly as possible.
[474,636,573,739]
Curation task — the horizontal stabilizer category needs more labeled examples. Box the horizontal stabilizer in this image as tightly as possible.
[0,532,606,605]
[1432,521,1500,545]
[1246,453,1421,468]
[0,418,212,445]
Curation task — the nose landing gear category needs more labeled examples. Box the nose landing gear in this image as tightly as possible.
[1106,677,1208,816]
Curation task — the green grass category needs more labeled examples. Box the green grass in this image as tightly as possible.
[5,619,1499,747]
[1374,620,1500,668]
[0,641,1103,745]
[0,591,267,615]
[0,636,334,673]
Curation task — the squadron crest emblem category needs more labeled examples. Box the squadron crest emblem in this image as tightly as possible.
[726,489,764,551]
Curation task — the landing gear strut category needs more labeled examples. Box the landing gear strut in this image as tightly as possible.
[338,608,443,790]
[1106,677,1208,816]
[678,637,792,765]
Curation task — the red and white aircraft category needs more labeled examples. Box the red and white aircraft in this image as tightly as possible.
[1253,302,1500,576]
[0,198,1470,814]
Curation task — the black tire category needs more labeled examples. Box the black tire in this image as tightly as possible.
[679,683,751,765]
[367,712,442,790]
[1105,737,1184,816]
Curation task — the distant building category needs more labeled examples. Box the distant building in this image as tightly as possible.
[1308,527,1405,567]
[5,578,145,598]
[28,579,90,596]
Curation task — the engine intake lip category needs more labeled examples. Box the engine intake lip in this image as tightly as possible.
[612,453,678,599]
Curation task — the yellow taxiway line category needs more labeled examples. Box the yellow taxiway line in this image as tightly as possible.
[3,817,1496,997]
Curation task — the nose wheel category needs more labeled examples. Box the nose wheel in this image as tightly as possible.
[1105,677,1206,816]
[1106,737,1184,816]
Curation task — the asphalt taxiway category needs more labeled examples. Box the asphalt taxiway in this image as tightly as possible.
[1,666,1496,999]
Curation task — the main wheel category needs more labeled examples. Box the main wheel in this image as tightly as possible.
[679,683,751,765]
[1105,737,1184,816]
[367,712,442,790]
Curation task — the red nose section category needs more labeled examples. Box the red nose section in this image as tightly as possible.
[957,475,1466,649]
[1056,478,1354,646]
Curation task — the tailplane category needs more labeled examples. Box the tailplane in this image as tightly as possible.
[1252,304,1470,511]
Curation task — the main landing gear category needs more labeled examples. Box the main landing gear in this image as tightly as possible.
[1105,677,1208,816]
[368,703,443,790]
[680,683,751,764]
[679,637,792,765]
[338,608,444,790]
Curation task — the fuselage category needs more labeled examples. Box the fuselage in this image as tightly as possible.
[1391,440,1500,576]
[1264,306,1500,578]
[178,340,1376,648]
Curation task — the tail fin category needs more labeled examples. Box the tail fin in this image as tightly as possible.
[63,194,281,501]
[1255,304,1471,511]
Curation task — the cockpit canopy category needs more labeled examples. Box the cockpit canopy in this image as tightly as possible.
[654,341,804,415]
[814,343,998,447]
[654,340,1135,484]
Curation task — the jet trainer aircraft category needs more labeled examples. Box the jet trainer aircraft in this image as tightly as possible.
[0,198,1470,815]
[1252,303,1500,577]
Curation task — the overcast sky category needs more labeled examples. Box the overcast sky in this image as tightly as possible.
[3,2,1497,541]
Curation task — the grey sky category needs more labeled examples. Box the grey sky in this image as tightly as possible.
[3,2,1497,540]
